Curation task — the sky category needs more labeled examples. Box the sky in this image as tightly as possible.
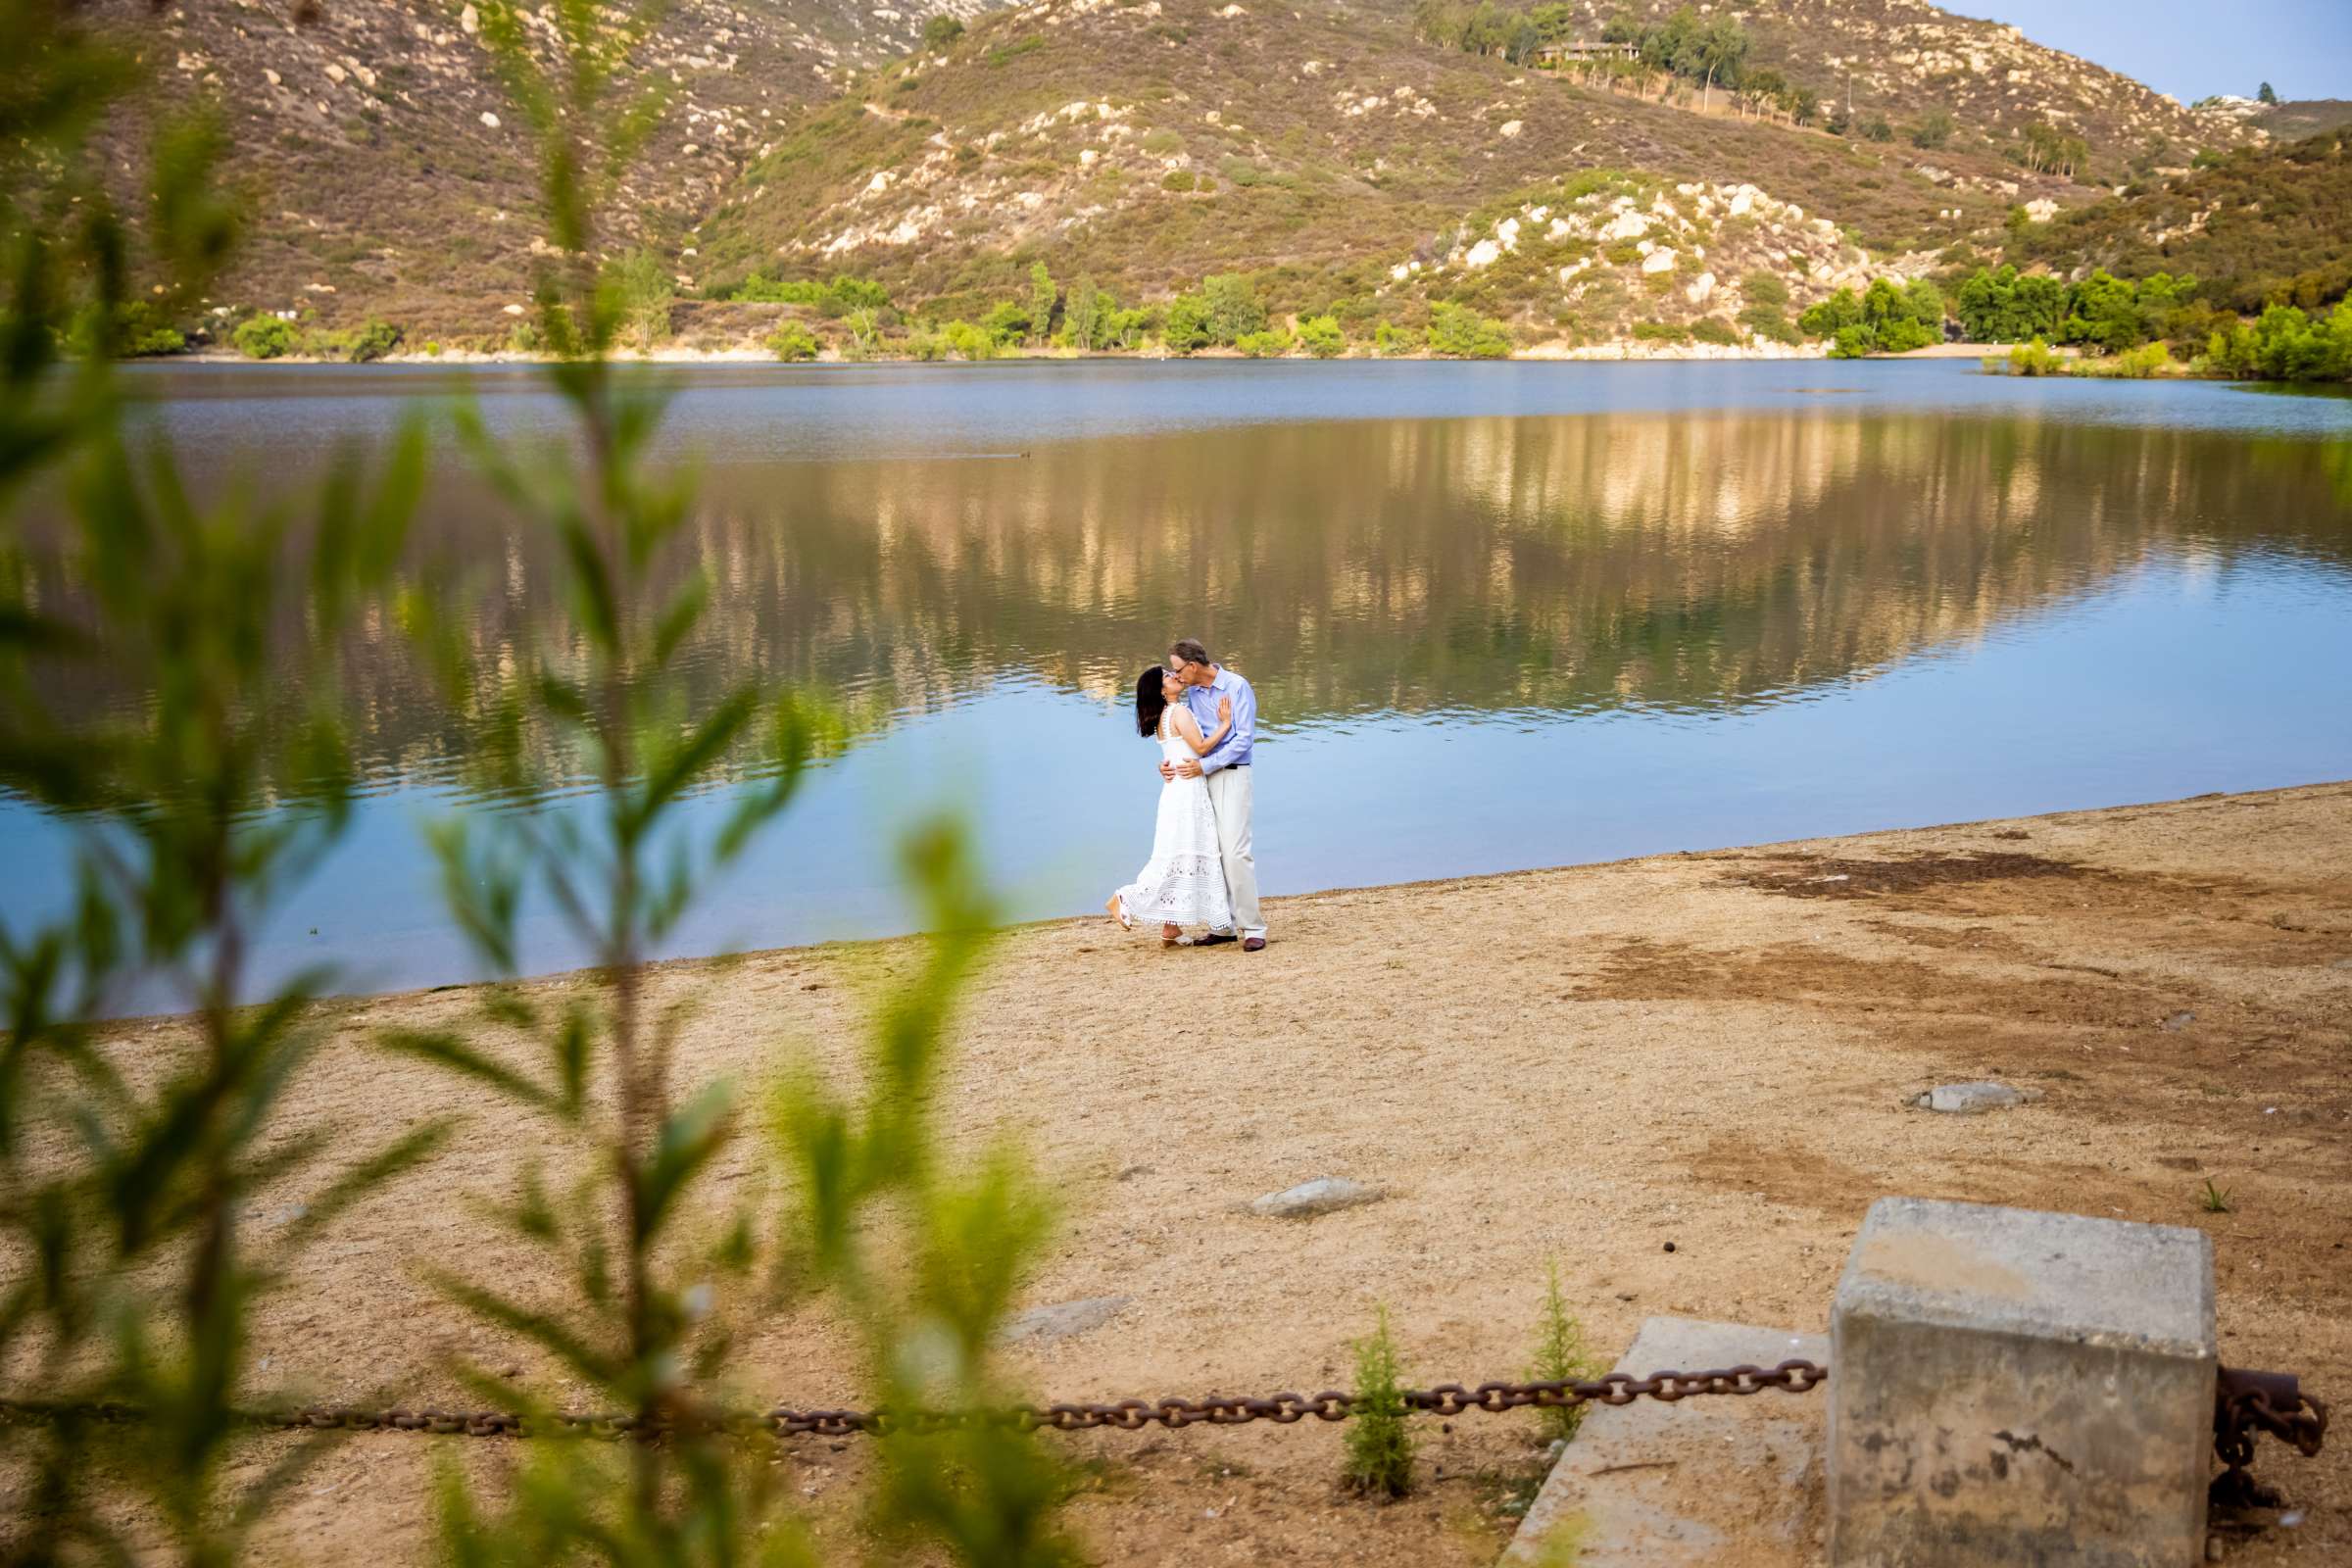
[1964,0,2352,104]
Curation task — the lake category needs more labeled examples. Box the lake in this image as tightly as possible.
[9,358,2352,1005]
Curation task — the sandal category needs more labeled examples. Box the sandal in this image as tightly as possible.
[1106,895,1133,931]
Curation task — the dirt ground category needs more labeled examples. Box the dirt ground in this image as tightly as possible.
[43,783,2352,1563]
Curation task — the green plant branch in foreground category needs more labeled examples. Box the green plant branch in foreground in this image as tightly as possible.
[380,2,1081,1563]
[2,6,447,1557]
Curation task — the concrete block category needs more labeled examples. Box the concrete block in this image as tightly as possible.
[1829,1198,2217,1567]
[1507,1317,1829,1566]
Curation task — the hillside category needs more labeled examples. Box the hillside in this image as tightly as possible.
[2014,129,2352,312]
[689,0,2112,347]
[2197,94,2352,142]
[77,0,2317,348]
[86,0,990,327]
[1532,1,2251,178]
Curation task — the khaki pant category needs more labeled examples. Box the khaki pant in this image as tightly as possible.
[1203,764,1264,940]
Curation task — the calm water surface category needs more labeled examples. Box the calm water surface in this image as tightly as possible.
[10,359,2352,1004]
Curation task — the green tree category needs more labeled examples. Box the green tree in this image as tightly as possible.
[1163,291,1214,352]
[2257,81,2278,106]
[2059,268,2145,353]
[1064,274,1102,351]
[612,246,674,355]
[984,297,1031,347]
[1911,108,1953,150]
[1297,314,1346,357]
[924,12,965,49]
[1797,287,1863,339]
[1201,272,1266,344]
[1689,14,1749,111]
[1828,322,1874,358]
[1027,258,1056,346]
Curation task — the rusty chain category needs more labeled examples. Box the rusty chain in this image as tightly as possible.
[0,1360,1828,1443]
[2,1359,2326,1489]
[2213,1367,2328,1468]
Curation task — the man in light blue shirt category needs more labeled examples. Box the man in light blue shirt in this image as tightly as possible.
[1159,637,1265,949]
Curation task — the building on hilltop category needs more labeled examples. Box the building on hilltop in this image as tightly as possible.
[1532,39,1642,68]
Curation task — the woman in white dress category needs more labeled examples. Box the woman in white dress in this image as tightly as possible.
[1106,665,1235,946]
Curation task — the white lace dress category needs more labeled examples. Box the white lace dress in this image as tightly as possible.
[1112,710,1233,930]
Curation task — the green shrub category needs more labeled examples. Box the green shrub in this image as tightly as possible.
[1297,314,1345,358]
[1690,318,1739,346]
[986,35,1043,67]
[2004,335,2063,375]
[232,316,296,360]
[1234,328,1291,358]
[1160,169,1197,192]
[1741,272,1789,312]
[1342,1305,1414,1497]
[1374,321,1413,356]
[423,340,443,357]
[348,318,403,363]
[1528,1259,1598,1446]
[127,325,187,356]
[1911,109,1954,150]
[1740,303,1799,344]
[764,321,819,362]
[507,319,540,354]
[2077,341,2173,378]
[1426,301,1510,359]
[922,13,963,47]
[1630,319,1690,343]
[942,318,997,360]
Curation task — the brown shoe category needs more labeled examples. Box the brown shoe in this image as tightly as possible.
[1193,931,1238,948]
[1242,937,1266,952]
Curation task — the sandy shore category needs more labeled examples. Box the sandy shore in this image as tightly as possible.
[69,783,2352,1562]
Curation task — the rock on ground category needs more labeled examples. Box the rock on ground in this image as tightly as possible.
[1250,1177,1382,1218]
[1000,1296,1132,1346]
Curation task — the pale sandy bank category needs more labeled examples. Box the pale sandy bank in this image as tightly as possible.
[67,783,2352,1564]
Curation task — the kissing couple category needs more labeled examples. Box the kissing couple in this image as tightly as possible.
[1104,638,1267,951]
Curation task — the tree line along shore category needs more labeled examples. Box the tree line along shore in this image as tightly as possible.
[117,258,2352,382]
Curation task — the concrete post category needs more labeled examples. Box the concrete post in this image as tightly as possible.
[1829,1198,2216,1567]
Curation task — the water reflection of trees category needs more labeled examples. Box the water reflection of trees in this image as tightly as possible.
[19,411,2352,795]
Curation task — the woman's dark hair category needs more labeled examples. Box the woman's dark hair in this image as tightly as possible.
[1134,666,1170,738]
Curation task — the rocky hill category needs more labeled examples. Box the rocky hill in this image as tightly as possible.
[688,0,2114,345]
[2014,128,2352,314]
[1568,1,2251,176]
[2197,95,2352,142]
[90,0,987,327]
[81,0,2302,346]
